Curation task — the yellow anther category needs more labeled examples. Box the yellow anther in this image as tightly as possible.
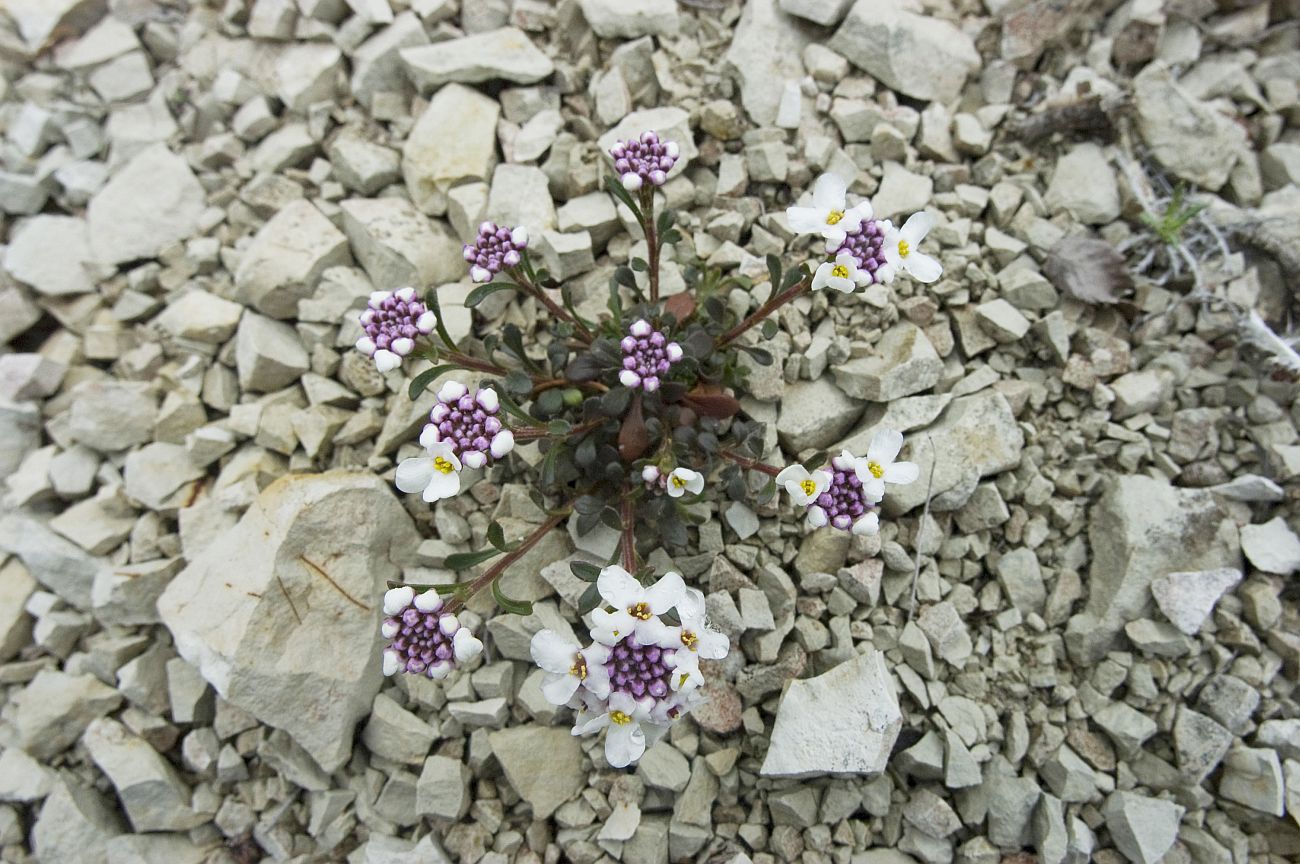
[610,710,632,725]
[671,475,687,488]
[897,239,911,258]
[628,602,652,620]
[433,456,456,474]
[867,461,884,479]
[831,264,849,279]
[681,630,698,650]
[569,654,588,680]
[825,210,845,225]
[799,479,817,496]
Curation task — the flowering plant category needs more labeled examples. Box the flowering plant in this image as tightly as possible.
[368,133,938,765]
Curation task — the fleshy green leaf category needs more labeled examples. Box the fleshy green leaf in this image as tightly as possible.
[577,582,602,615]
[491,578,533,616]
[465,283,516,308]
[570,561,601,581]
[486,521,510,553]
[408,364,460,400]
[444,548,502,570]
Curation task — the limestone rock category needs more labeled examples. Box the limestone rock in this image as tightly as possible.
[1133,63,1248,191]
[1240,516,1300,575]
[340,197,463,290]
[0,400,39,477]
[1101,791,1184,864]
[834,322,942,402]
[158,472,420,772]
[1150,568,1241,636]
[276,43,340,111]
[0,514,107,609]
[88,143,206,265]
[1045,143,1120,225]
[155,290,244,344]
[5,0,105,54]
[2,215,96,296]
[725,0,814,127]
[68,380,157,452]
[1066,476,1239,663]
[489,725,587,818]
[83,717,202,831]
[780,0,853,26]
[777,377,866,452]
[1218,746,1284,816]
[234,312,309,393]
[578,0,678,38]
[760,650,901,777]
[235,200,352,319]
[11,669,123,759]
[830,4,980,104]
[401,27,553,90]
[403,83,499,214]
[32,779,124,864]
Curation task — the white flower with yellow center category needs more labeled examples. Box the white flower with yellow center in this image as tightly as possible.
[394,440,463,502]
[811,251,872,293]
[665,467,704,498]
[882,212,943,283]
[590,567,685,646]
[572,691,653,768]
[666,587,730,693]
[854,428,920,500]
[786,173,873,246]
[530,629,612,705]
[774,463,833,506]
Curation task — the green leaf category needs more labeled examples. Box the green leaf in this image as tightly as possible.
[574,495,604,515]
[782,263,806,291]
[408,364,459,400]
[570,561,601,582]
[630,257,648,272]
[662,228,681,244]
[766,254,782,289]
[577,582,602,615]
[547,419,572,436]
[486,521,510,553]
[444,548,502,570]
[503,369,533,396]
[422,288,457,350]
[657,208,675,235]
[491,578,534,616]
[605,174,643,222]
[465,282,516,308]
[761,318,778,339]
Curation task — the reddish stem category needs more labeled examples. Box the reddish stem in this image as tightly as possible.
[720,449,781,477]
[443,511,568,614]
[640,187,661,304]
[716,277,810,349]
[619,493,638,572]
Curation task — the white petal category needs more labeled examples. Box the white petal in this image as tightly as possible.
[416,310,437,332]
[630,319,652,337]
[665,141,679,158]
[573,712,610,736]
[827,276,855,293]
[786,206,826,233]
[822,227,847,246]
[811,470,832,497]
[853,512,881,536]
[427,661,451,680]
[645,571,686,614]
[383,586,414,615]
[885,461,920,486]
[863,477,886,502]
[471,265,492,283]
[381,620,399,639]
[355,336,376,355]
[439,613,460,635]
[370,291,391,306]
[622,172,643,191]
[421,469,462,502]
[419,425,441,449]
[806,506,828,528]
[903,251,943,283]
[382,651,402,676]
[414,590,443,613]
[665,480,685,498]
[868,428,904,467]
[461,450,487,469]
[642,465,660,483]
[810,261,833,292]
[635,616,674,647]
[848,199,874,223]
[597,565,641,608]
[530,629,579,674]
[453,627,483,662]
[583,665,612,700]
[838,211,864,235]
[395,287,416,302]
[697,629,730,659]
[541,672,581,705]
[511,226,528,246]
[395,457,435,494]
[391,337,414,356]
[900,211,933,245]
[490,430,514,458]
[775,464,809,486]
[812,173,847,210]
[476,387,499,412]
[677,587,706,624]
[619,370,641,388]
[604,720,646,768]
[438,381,468,402]
[685,472,704,494]
[591,608,636,645]
[374,350,401,373]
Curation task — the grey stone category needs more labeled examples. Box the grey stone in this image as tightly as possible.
[1045,143,1119,224]
[32,779,124,864]
[986,770,1041,848]
[639,742,691,793]
[1093,701,1156,757]
[995,548,1046,616]
[351,13,429,109]
[871,162,934,220]
[11,669,123,759]
[124,443,204,510]
[777,376,866,451]
[917,601,972,665]
[3,215,96,296]
[275,43,340,111]
[1173,706,1233,784]
[361,693,436,765]
[235,200,352,319]
[402,27,552,90]
[761,650,901,777]
[1196,675,1259,734]
[0,746,54,802]
[578,0,678,38]
[417,755,471,820]
[830,3,979,103]
[0,514,106,609]
[404,83,499,214]
[1240,516,1300,575]
[975,298,1031,342]
[488,725,586,818]
[0,400,40,476]
[1101,791,1184,864]
[834,322,942,401]
[725,0,813,127]
[781,0,853,26]
[155,290,244,344]
[83,717,201,831]
[1133,63,1248,191]
[158,472,419,772]
[1150,567,1241,636]
[327,130,401,195]
[341,197,463,291]
[88,144,206,265]
[1218,746,1284,816]
[234,312,309,393]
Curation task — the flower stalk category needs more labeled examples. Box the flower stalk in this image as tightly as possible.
[716,276,810,349]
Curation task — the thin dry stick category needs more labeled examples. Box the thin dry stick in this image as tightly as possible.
[907,436,937,624]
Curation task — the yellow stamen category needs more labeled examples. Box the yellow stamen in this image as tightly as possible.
[867,461,884,479]
[826,209,845,225]
[831,264,849,279]
[569,654,587,680]
[681,630,698,650]
[799,479,817,497]
[433,456,456,474]
[628,602,652,620]
[610,710,632,725]
[897,239,910,258]
[670,475,687,488]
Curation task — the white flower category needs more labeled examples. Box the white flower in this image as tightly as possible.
[395,441,463,502]
[811,251,872,293]
[590,567,686,646]
[786,173,873,246]
[572,691,652,769]
[665,588,729,693]
[452,626,484,663]
[530,629,612,705]
[775,463,832,507]
[882,212,942,283]
[665,467,704,498]
[854,428,920,500]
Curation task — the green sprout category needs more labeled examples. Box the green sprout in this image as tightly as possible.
[1140,182,1208,246]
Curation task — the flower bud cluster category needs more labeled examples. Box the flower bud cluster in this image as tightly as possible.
[619,319,682,392]
[610,132,679,191]
[463,222,529,283]
[395,381,515,503]
[775,428,919,536]
[381,586,483,679]
[355,287,437,373]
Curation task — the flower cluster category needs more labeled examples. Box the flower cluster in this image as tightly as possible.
[776,428,919,535]
[531,568,727,768]
[610,131,679,191]
[789,173,942,288]
[619,319,682,391]
[355,287,437,373]
[381,586,483,679]
[395,382,515,502]
[464,222,529,283]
